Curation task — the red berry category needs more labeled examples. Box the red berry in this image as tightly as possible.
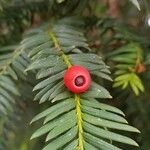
[63,65,91,93]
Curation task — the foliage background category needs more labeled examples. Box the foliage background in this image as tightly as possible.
[0,0,150,150]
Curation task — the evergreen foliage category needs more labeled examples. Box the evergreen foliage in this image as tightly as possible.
[0,0,149,150]
[24,18,139,149]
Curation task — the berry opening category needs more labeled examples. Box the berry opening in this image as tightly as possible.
[75,75,85,87]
